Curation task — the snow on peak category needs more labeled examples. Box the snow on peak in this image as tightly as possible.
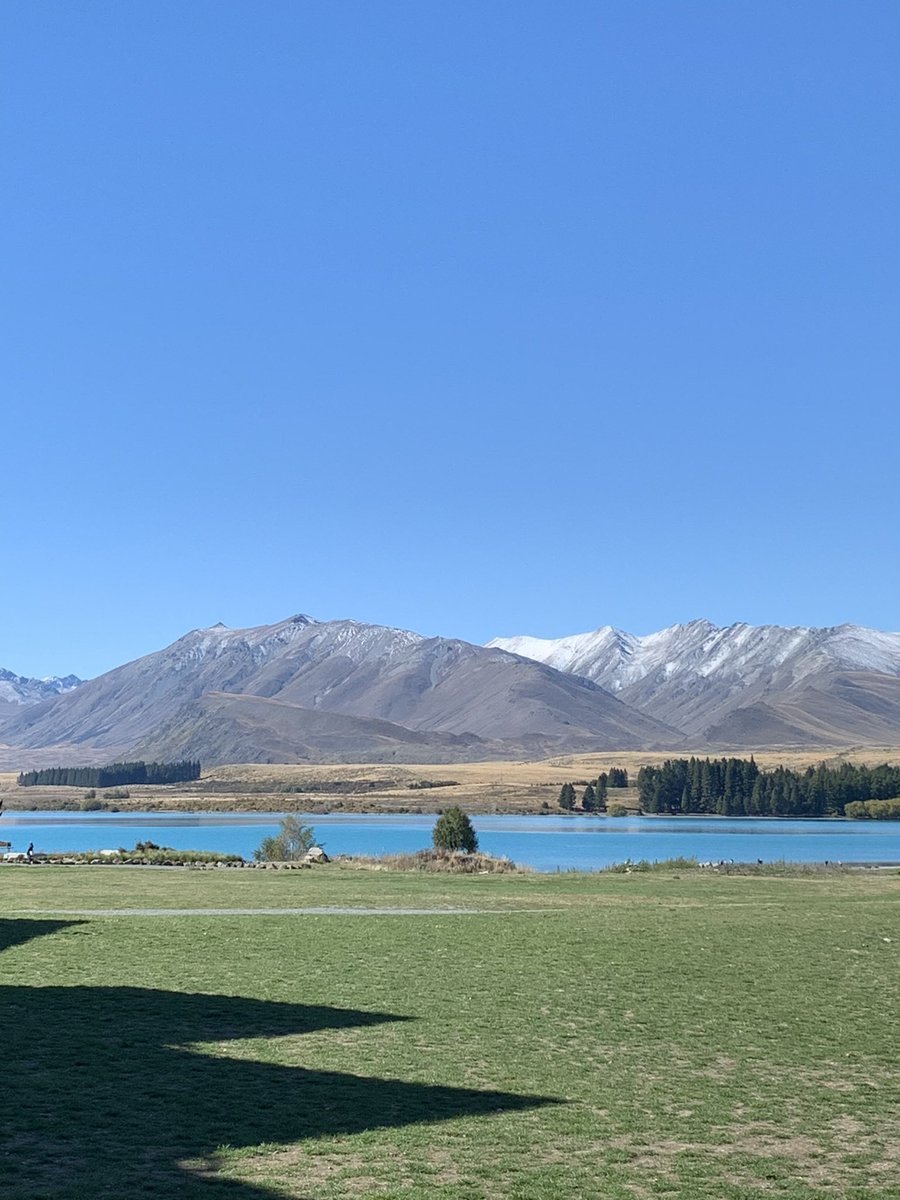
[487,626,638,688]
[488,619,900,690]
[162,613,424,675]
[301,618,424,665]
[0,668,84,706]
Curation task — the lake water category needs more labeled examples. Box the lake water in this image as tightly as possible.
[3,811,900,872]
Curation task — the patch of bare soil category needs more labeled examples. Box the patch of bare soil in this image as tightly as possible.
[610,1116,900,1192]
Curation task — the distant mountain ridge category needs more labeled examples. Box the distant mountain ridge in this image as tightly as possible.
[4,614,900,770]
[0,614,679,768]
[0,668,83,706]
[488,620,900,745]
[0,668,83,729]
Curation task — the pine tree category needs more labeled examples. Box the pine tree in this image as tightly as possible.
[558,783,575,811]
[699,760,715,812]
[581,783,596,812]
[433,807,478,853]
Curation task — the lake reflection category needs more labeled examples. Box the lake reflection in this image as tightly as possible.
[4,811,900,872]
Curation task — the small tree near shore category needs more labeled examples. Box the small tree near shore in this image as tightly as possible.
[254,816,317,862]
[558,783,575,811]
[433,808,478,854]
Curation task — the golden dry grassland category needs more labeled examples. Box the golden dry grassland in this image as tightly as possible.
[4,745,900,814]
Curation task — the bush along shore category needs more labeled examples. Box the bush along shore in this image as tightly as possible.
[5,848,891,876]
[2,843,525,873]
[596,856,889,876]
[2,843,299,868]
[335,849,527,873]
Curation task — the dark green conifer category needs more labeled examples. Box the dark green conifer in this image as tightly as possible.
[433,807,478,853]
[558,783,575,811]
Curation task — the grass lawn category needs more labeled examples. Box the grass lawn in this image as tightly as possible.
[1,865,899,1198]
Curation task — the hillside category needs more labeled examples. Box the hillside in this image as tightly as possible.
[0,615,680,767]
[7,614,900,767]
[490,620,900,745]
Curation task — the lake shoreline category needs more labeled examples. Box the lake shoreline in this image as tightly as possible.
[4,857,900,878]
[5,810,900,873]
[1,804,886,825]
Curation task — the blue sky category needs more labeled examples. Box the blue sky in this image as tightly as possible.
[3,1,899,679]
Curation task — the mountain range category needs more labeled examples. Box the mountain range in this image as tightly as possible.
[489,620,900,747]
[2,615,900,769]
[0,615,677,769]
[0,668,82,724]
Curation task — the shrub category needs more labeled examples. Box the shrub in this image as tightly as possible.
[254,816,317,862]
[607,802,629,817]
[432,807,478,854]
[845,798,900,820]
[340,849,523,873]
[43,844,244,866]
[80,796,105,812]
[602,856,699,873]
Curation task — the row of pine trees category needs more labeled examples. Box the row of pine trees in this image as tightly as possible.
[17,760,202,788]
[636,757,900,817]
[558,768,629,810]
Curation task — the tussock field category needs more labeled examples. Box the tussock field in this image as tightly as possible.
[4,745,900,814]
[2,864,899,1198]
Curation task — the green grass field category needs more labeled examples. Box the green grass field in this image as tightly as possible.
[2,865,899,1198]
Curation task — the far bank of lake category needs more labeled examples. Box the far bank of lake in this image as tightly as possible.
[4,812,900,873]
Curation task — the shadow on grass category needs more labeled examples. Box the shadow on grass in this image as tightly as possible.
[0,920,558,1198]
[0,916,85,953]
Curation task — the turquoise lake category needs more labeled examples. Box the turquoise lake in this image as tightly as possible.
[4,811,900,871]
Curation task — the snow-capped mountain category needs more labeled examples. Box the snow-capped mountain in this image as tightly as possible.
[489,620,900,742]
[0,668,83,707]
[491,620,900,690]
[0,613,679,766]
[7,613,900,766]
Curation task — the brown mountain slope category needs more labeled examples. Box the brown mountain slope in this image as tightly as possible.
[703,671,900,747]
[0,616,681,764]
[492,620,900,744]
[130,693,508,765]
[260,638,680,747]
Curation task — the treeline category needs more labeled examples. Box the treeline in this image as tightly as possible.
[637,757,900,818]
[558,768,629,811]
[17,760,201,788]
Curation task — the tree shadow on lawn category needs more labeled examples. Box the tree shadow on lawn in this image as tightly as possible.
[1,921,558,1198]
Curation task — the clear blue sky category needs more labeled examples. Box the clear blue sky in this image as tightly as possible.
[3,1,899,679]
